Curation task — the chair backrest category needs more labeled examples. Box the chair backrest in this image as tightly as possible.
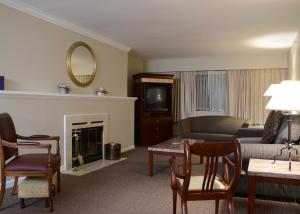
[0,113,18,161]
[182,140,241,193]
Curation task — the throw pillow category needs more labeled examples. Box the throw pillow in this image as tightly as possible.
[261,111,283,144]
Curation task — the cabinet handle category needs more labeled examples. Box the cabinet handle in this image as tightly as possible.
[156,127,159,131]
[156,120,159,124]
[156,135,159,138]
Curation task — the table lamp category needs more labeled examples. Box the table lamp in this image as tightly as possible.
[265,80,300,170]
[263,84,280,97]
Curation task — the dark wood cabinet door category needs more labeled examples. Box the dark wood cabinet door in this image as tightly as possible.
[140,118,158,146]
[157,117,173,142]
[139,117,172,146]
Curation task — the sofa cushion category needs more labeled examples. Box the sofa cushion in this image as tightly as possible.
[274,114,300,144]
[238,137,262,144]
[261,111,283,144]
[185,133,235,142]
[190,116,247,135]
[236,128,264,138]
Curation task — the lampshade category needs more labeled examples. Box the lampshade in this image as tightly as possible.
[263,84,280,96]
[266,80,300,112]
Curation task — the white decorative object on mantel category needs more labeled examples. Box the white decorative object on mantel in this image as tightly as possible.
[96,87,108,96]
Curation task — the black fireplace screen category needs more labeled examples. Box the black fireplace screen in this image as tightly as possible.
[72,126,103,167]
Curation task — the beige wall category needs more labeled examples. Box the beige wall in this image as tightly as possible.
[0,5,128,96]
[127,52,145,96]
[288,36,300,80]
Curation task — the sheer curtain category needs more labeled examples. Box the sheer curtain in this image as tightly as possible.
[196,71,228,112]
[228,68,287,125]
[176,71,228,119]
[168,72,181,122]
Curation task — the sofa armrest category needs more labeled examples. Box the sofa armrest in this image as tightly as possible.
[178,118,191,137]
[241,143,300,171]
[238,137,262,144]
[236,127,264,138]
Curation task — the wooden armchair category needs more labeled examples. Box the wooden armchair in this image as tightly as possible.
[170,140,241,214]
[0,113,61,211]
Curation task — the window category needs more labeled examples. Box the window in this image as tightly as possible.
[196,71,228,112]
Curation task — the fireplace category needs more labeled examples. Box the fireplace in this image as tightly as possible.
[72,126,103,168]
[64,113,109,171]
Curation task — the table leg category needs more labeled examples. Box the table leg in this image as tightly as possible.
[148,150,153,176]
[248,175,256,214]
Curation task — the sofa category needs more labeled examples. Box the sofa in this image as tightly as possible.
[236,112,300,200]
[178,115,248,142]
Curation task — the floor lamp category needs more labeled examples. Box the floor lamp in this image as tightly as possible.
[265,80,300,171]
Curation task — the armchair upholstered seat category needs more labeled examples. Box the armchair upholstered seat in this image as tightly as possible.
[178,175,226,190]
[5,154,60,172]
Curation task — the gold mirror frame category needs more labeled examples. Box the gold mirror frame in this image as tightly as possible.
[66,42,96,87]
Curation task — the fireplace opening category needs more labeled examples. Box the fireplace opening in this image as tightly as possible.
[72,126,103,168]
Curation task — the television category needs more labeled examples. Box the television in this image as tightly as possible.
[145,84,170,112]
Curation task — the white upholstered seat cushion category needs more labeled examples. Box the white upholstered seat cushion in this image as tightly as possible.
[18,174,56,198]
[178,175,225,190]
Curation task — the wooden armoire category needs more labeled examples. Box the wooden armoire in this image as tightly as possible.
[133,73,173,146]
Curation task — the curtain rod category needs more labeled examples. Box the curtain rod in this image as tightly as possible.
[153,68,287,73]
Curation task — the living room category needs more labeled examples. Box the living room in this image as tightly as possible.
[0,0,300,213]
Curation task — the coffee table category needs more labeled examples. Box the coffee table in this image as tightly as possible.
[147,138,197,176]
[247,158,300,214]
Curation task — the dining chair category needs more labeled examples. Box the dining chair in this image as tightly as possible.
[170,139,241,214]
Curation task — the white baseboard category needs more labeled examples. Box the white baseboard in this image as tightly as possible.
[121,145,135,153]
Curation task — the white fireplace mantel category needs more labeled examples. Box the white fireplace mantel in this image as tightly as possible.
[0,90,137,101]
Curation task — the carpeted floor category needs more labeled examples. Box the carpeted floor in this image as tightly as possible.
[1,147,299,214]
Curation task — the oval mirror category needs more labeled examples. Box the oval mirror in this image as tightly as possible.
[66,42,96,87]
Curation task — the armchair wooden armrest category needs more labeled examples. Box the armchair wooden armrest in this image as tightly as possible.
[169,157,182,177]
[17,141,51,149]
[169,157,185,189]
[17,134,60,154]
[17,134,59,141]
[222,156,237,184]
[2,140,52,163]
[223,156,235,168]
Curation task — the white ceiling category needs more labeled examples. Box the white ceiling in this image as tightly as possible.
[3,0,300,59]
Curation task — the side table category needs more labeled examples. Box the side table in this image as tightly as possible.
[247,158,300,214]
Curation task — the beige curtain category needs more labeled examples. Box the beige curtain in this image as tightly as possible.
[228,68,287,125]
[172,78,180,122]
[168,72,181,122]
